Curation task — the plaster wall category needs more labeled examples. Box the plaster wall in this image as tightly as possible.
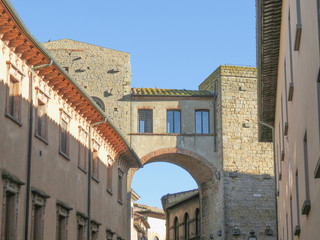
[273,0,320,239]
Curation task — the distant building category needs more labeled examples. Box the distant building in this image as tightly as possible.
[131,191,166,240]
[257,0,320,239]
[161,190,200,240]
[0,0,141,239]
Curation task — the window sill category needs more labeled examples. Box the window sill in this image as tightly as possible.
[107,189,113,196]
[78,166,87,174]
[35,134,49,145]
[301,199,311,215]
[92,176,100,183]
[59,151,70,161]
[5,113,22,126]
[117,199,123,205]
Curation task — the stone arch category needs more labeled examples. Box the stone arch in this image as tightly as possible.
[129,147,222,240]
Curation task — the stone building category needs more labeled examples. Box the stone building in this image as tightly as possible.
[257,0,320,239]
[161,190,200,240]
[44,33,277,239]
[0,0,141,239]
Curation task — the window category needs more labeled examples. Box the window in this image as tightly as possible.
[167,110,181,133]
[78,128,88,171]
[118,169,124,203]
[77,213,87,240]
[6,76,21,122]
[107,158,113,194]
[195,208,200,236]
[91,96,105,111]
[174,217,179,240]
[195,110,209,134]
[59,109,71,159]
[106,230,114,240]
[184,213,189,239]
[91,221,99,240]
[56,202,72,240]
[138,109,153,133]
[60,120,68,156]
[302,132,311,215]
[1,172,24,240]
[31,189,49,240]
[294,170,301,236]
[92,150,99,180]
[35,99,48,141]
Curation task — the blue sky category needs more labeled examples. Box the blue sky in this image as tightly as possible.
[10,0,256,208]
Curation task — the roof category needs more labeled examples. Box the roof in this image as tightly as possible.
[256,0,283,142]
[131,88,215,97]
[161,189,199,210]
[134,203,165,215]
[0,0,142,168]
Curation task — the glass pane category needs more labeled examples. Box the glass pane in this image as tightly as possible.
[174,111,181,133]
[195,111,202,133]
[167,111,173,133]
[202,111,209,134]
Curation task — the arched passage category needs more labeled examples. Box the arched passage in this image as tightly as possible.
[128,147,223,240]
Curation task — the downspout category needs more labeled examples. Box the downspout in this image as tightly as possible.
[25,60,53,240]
[259,120,278,240]
[87,118,107,240]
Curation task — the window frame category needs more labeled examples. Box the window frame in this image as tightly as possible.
[138,109,153,133]
[195,208,200,237]
[117,168,124,204]
[78,127,88,172]
[174,217,179,240]
[184,213,189,240]
[5,75,22,125]
[59,110,71,160]
[107,157,113,195]
[56,201,72,240]
[195,109,210,134]
[167,109,181,134]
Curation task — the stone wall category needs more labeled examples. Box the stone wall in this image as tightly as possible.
[43,39,131,139]
[199,65,276,240]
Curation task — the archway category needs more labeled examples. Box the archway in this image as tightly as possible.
[128,147,223,240]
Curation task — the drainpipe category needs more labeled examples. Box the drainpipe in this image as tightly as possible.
[87,118,107,240]
[25,60,53,240]
[259,120,278,240]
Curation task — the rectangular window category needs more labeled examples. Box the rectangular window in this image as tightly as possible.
[60,119,69,157]
[1,174,23,240]
[195,110,209,134]
[6,76,21,122]
[92,150,99,180]
[3,191,16,239]
[33,205,43,240]
[167,110,181,133]
[138,109,153,133]
[294,170,301,236]
[36,100,48,141]
[302,132,311,215]
[56,203,71,240]
[107,159,113,194]
[78,128,88,171]
[118,169,124,203]
[91,222,99,240]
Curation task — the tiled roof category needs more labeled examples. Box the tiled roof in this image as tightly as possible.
[131,88,214,97]
[134,203,165,215]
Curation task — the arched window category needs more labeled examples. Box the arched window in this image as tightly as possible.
[91,96,105,111]
[154,237,159,240]
[195,208,200,236]
[174,217,179,240]
[184,213,189,239]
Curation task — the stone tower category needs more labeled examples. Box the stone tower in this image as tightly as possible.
[199,65,276,239]
[43,39,131,139]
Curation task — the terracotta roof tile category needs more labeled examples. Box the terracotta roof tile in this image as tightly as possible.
[131,88,214,97]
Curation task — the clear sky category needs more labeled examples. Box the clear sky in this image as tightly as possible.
[9,0,256,208]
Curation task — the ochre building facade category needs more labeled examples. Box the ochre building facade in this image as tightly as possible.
[0,1,141,239]
[257,0,320,239]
